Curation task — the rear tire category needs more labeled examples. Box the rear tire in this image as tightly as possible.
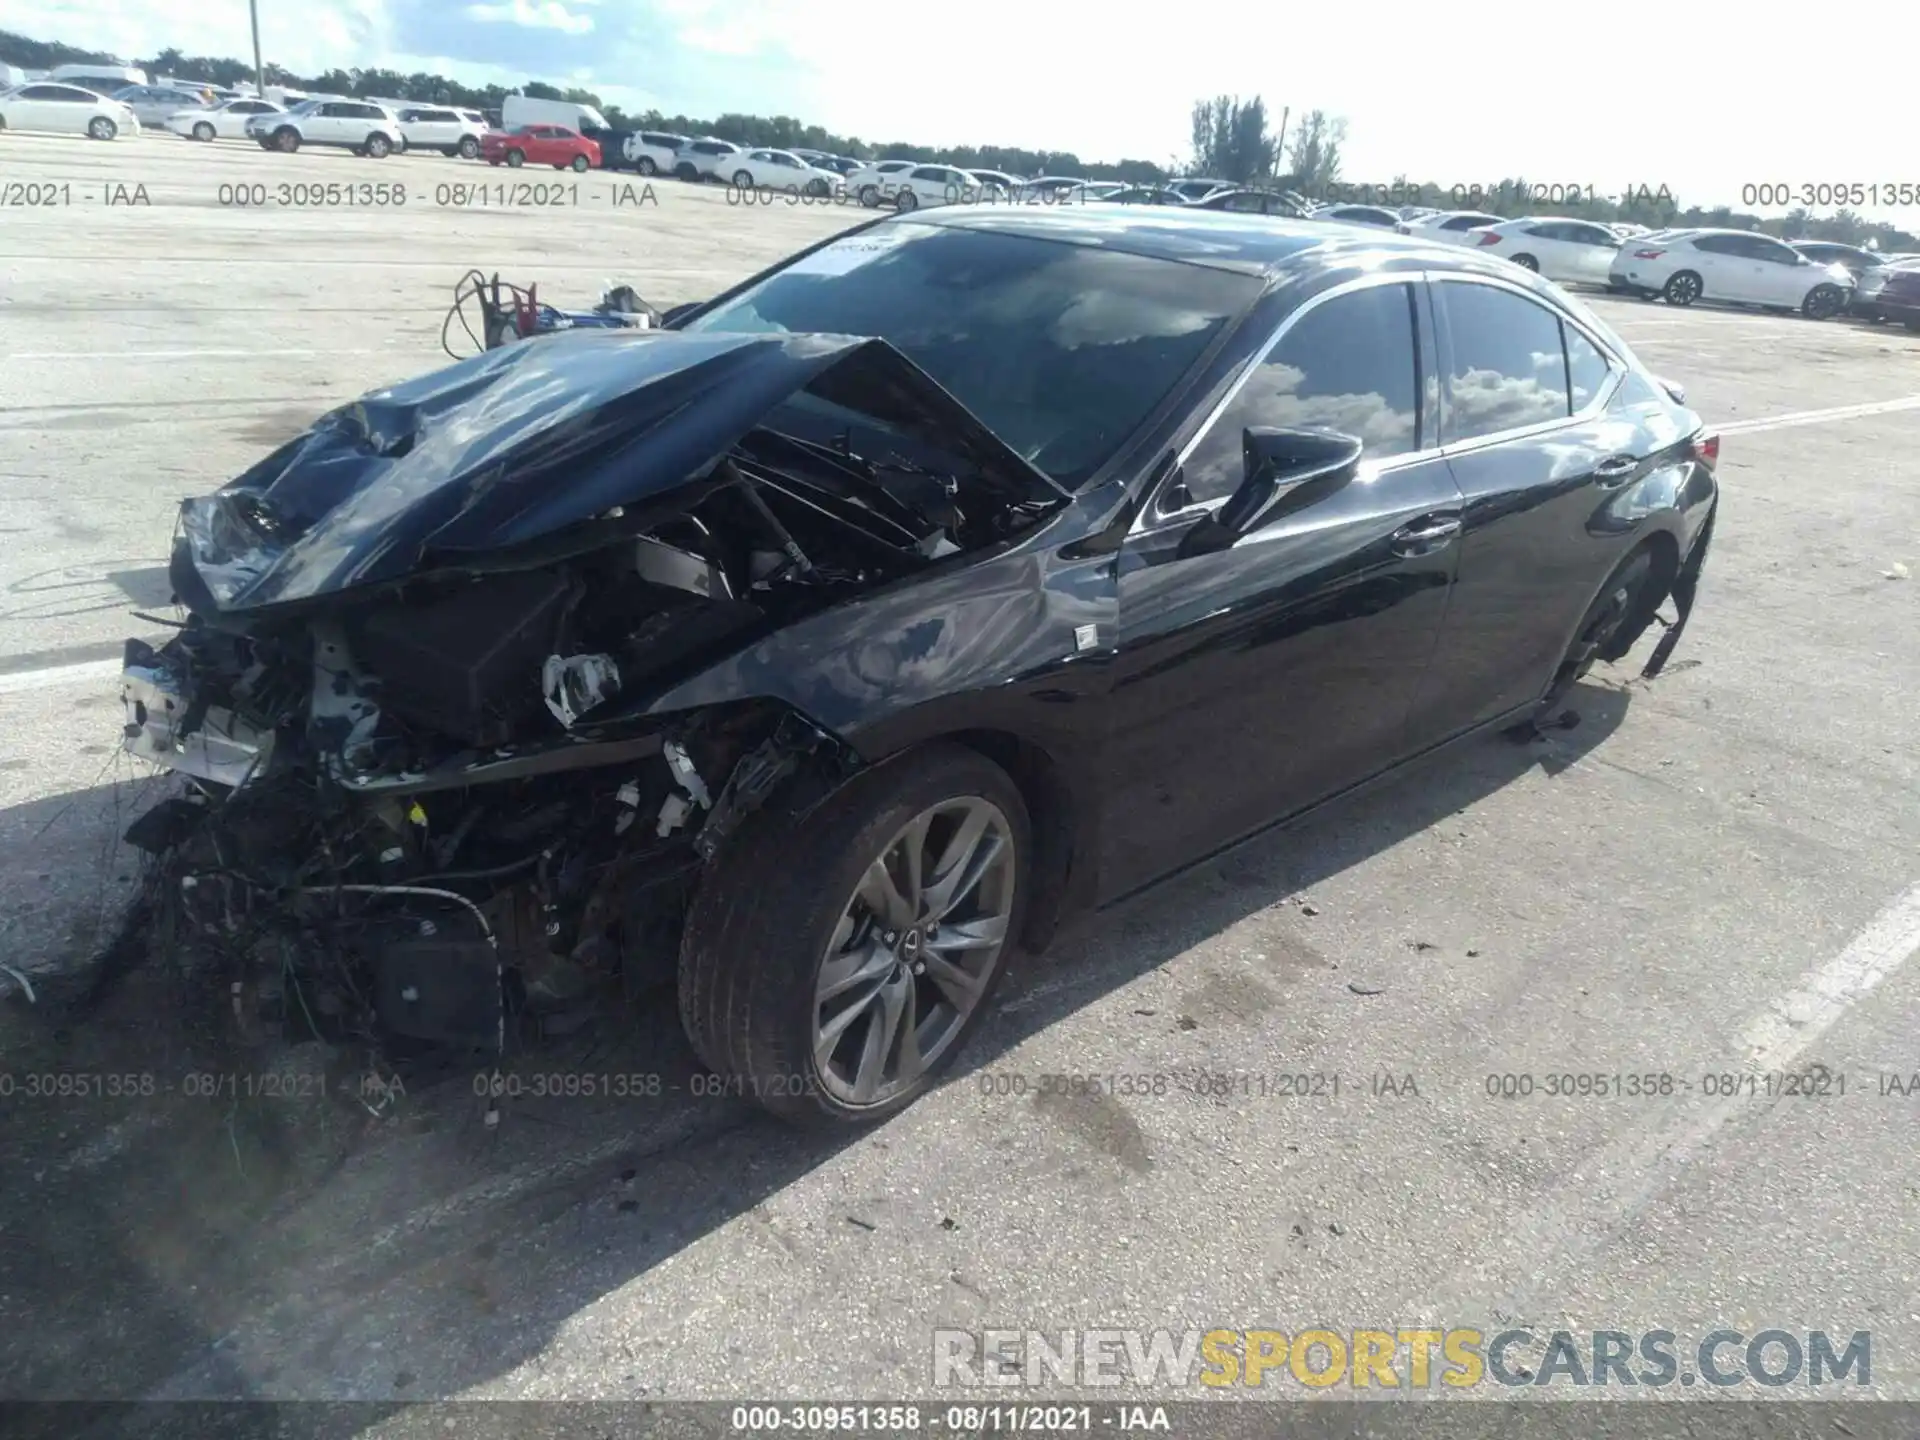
[364,133,391,159]
[1511,254,1539,272]
[458,136,479,159]
[679,744,1031,1128]
[87,117,118,141]
[1662,270,1702,306]
[1533,547,1660,720]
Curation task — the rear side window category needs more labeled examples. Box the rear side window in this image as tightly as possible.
[1183,281,1422,503]
[1437,281,1571,440]
[1565,326,1613,412]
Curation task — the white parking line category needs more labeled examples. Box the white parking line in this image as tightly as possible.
[0,658,125,696]
[1411,878,1920,1325]
[1719,393,1920,433]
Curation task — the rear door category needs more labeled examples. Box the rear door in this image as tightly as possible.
[1102,274,1463,897]
[227,99,273,135]
[1406,274,1650,741]
[1688,234,1761,302]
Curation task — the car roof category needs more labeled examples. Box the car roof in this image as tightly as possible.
[1497,214,1601,228]
[897,206,1537,281]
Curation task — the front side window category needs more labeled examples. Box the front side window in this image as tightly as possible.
[1181,282,1422,504]
[678,224,1257,485]
[1438,281,1571,441]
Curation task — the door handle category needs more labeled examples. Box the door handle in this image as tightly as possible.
[1390,515,1462,556]
[1593,454,1640,488]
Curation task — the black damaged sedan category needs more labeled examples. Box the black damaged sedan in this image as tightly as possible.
[120,208,1719,1126]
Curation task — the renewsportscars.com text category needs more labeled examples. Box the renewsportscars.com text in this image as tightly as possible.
[931,1328,1871,1390]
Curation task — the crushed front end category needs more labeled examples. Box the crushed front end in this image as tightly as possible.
[111,328,1064,1056]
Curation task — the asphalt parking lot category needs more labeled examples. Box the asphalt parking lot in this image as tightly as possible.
[3,131,1920,1424]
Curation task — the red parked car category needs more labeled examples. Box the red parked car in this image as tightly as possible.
[481,123,600,171]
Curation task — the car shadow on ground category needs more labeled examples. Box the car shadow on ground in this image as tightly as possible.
[0,683,1631,1434]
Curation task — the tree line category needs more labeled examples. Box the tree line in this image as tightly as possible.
[5,29,1915,250]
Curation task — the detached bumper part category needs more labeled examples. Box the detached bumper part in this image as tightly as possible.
[121,638,274,786]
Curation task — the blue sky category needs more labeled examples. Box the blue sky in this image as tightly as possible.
[5,0,1913,217]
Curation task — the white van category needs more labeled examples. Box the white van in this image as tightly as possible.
[48,62,148,94]
[500,94,609,134]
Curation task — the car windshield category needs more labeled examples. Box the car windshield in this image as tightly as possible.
[677,221,1258,485]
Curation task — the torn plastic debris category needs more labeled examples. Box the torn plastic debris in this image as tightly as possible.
[663,739,712,809]
[543,653,622,728]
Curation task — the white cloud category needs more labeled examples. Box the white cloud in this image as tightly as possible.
[464,0,593,34]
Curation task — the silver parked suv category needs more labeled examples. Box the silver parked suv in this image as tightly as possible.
[247,98,403,157]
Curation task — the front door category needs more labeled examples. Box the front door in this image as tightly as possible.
[1099,275,1464,900]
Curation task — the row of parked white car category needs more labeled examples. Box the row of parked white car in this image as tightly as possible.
[0,77,497,158]
[1347,205,1915,320]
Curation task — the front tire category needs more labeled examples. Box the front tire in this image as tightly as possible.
[895,187,919,212]
[679,743,1030,1127]
[192,121,215,142]
[1802,284,1843,320]
[858,184,880,207]
[274,127,300,153]
[1662,270,1702,306]
[87,117,118,141]
[505,148,525,168]
[637,156,658,175]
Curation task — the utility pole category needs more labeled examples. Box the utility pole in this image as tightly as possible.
[1274,105,1290,181]
[249,0,266,97]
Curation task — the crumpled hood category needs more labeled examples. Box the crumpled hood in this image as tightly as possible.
[172,328,1066,614]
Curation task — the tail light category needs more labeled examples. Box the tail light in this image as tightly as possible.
[1690,431,1720,470]
[1633,248,1666,259]
[1476,231,1503,246]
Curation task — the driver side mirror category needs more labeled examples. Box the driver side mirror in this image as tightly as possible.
[1177,427,1364,558]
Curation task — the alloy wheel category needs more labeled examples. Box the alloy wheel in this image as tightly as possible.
[1665,272,1701,306]
[1804,285,1842,320]
[812,797,1016,1107]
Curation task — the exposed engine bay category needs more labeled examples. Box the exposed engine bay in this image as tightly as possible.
[114,324,1066,1056]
